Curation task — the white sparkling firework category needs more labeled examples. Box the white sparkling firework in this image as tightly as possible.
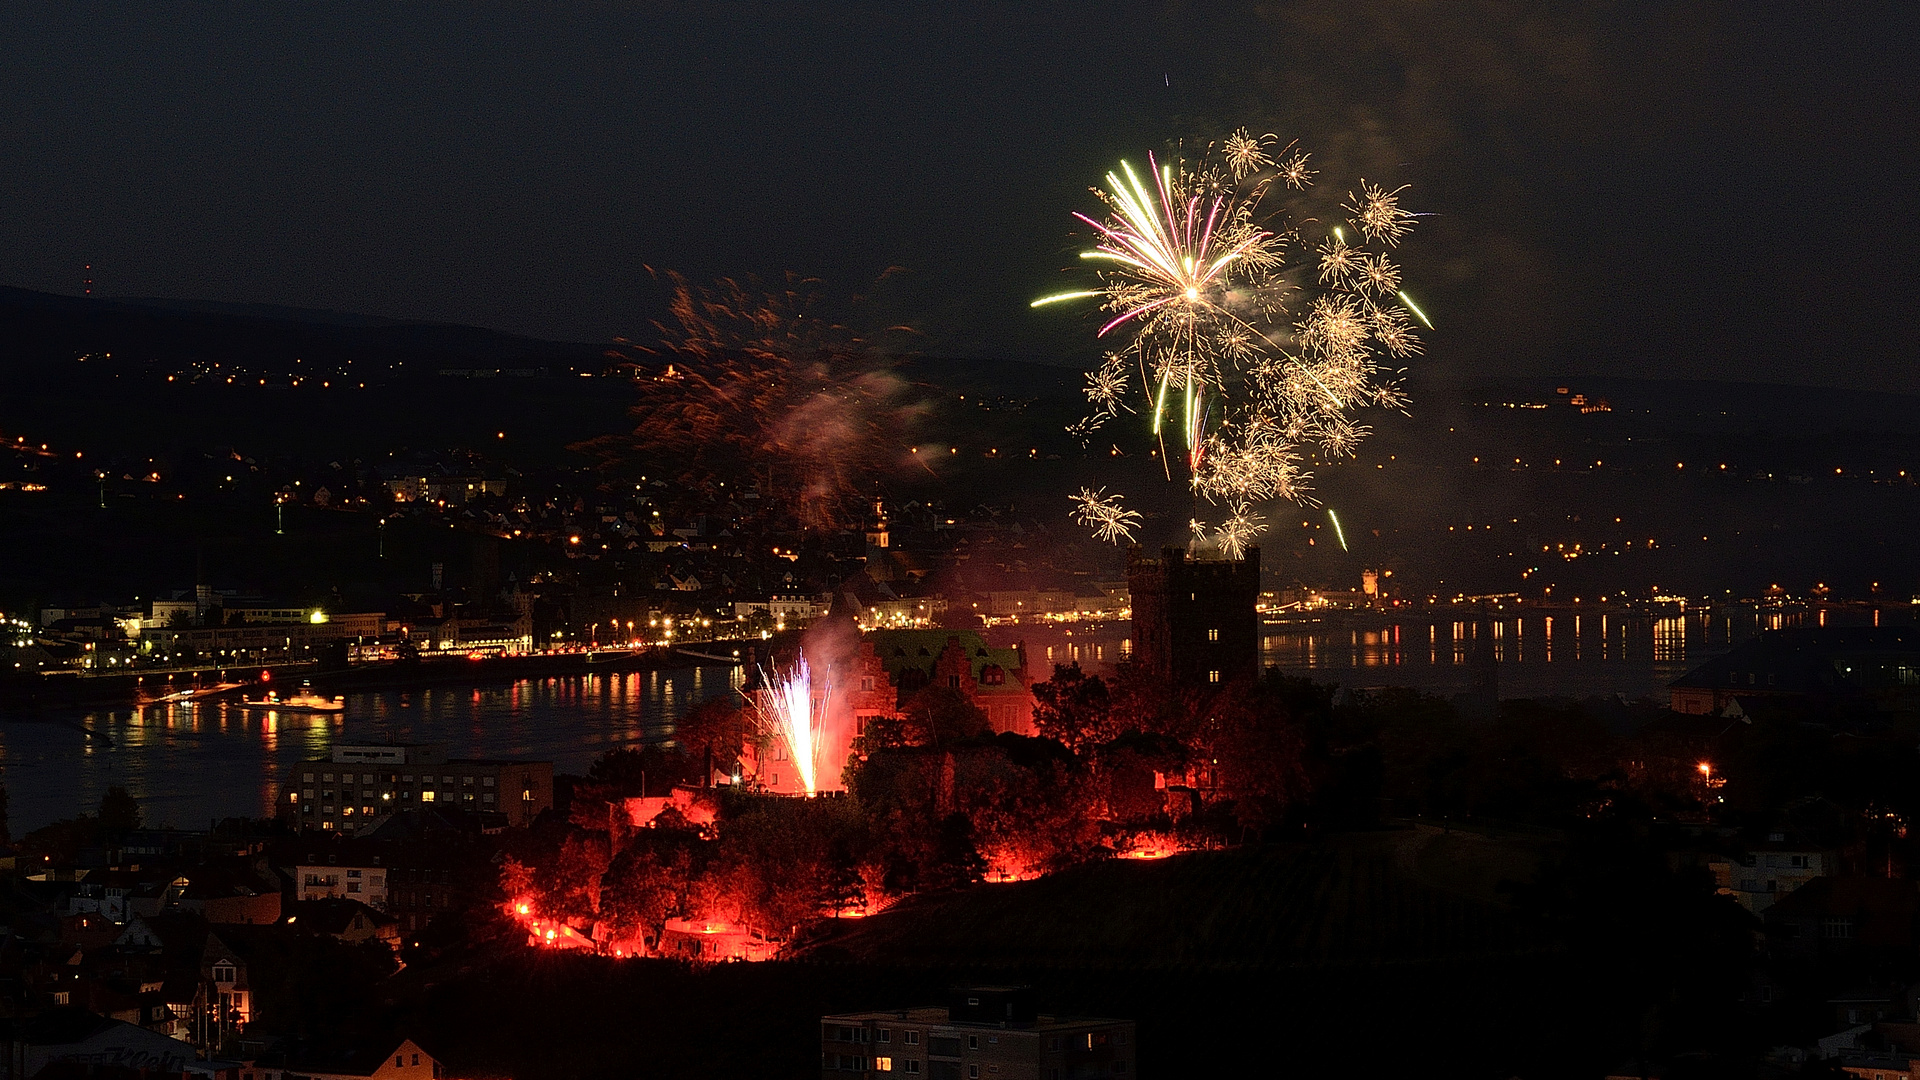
[750,652,826,795]
[1213,502,1268,560]
[1071,487,1143,545]
[1038,127,1427,544]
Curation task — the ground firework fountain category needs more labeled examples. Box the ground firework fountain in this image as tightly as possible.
[751,651,827,795]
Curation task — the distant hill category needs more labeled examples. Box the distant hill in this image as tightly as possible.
[0,285,607,383]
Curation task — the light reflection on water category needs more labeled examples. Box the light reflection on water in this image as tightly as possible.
[0,666,743,834]
[1015,607,1885,702]
[1258,611,1740,700]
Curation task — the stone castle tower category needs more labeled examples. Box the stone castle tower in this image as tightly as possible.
[1127,545,1261,685]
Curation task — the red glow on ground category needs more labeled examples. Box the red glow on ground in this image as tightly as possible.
[1116,833,1196,861]
[508,898,594,952]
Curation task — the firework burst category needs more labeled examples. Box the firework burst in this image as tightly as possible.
[1071,487,1143,545]
[1038,128,1428,544]
[1214,502,1268,560]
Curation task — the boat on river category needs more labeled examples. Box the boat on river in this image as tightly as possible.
[152,681,245,704]
[236,688,344,713]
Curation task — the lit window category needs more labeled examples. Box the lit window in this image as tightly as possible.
[874,1059,893,1073]
[421,791,435,802]
[1207,628,1219,641]
[1208,670,1221,683]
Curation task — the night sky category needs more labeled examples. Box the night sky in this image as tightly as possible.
[3,2,1916,387]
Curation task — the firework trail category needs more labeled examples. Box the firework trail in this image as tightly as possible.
[750,652,827,795]
[1038,128,1426,544]
[1326,508,1349,552]
[1071,487,1143,545]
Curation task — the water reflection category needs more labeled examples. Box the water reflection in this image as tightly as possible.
[1012,605,1904,704]
[1,666,743,834]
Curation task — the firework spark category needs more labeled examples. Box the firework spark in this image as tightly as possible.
[1038,128,1425,543]
[1071,487,1143,544]
[749,652,827,795]
[583,271,922,532]
[1326,508,1349,552]
[1214,502,1267,560]
[1084,353,1132,419]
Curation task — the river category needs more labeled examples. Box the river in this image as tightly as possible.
[4,605,1889,833]
[1,665,744,834]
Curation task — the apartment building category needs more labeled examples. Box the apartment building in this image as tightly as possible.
[822,987,1135,1079]
[282,744,552,831]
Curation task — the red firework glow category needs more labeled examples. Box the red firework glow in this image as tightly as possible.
[1117,832,1203,861]
[509,899,595,952]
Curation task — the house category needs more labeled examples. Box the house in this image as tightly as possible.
[0,1008,200,1080]
[277,813,495,932]
[1712,843,1837,914]
[285,856,388,910]
[201,931,256,1031]
[864,630,1037,735]
[282,899,400,948]
[282,1038,448,1080]
[1765,878,1920,960]
[66,868,183,923]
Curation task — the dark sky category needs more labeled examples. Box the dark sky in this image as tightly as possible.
[3,2,1917,387]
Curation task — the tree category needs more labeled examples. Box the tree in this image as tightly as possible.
[674,696,753,763]
[898,686,991,747]
[929,812,986,889]
[1189,678,1312,835]
[99,786,141,833]
[599,834,699,948]
[1031,663,1116,752]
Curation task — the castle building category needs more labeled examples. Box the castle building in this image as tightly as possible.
[863,629,1036,735]
[1127,545,1260,685]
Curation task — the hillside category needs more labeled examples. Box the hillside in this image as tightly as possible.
[798,828,1552,969]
